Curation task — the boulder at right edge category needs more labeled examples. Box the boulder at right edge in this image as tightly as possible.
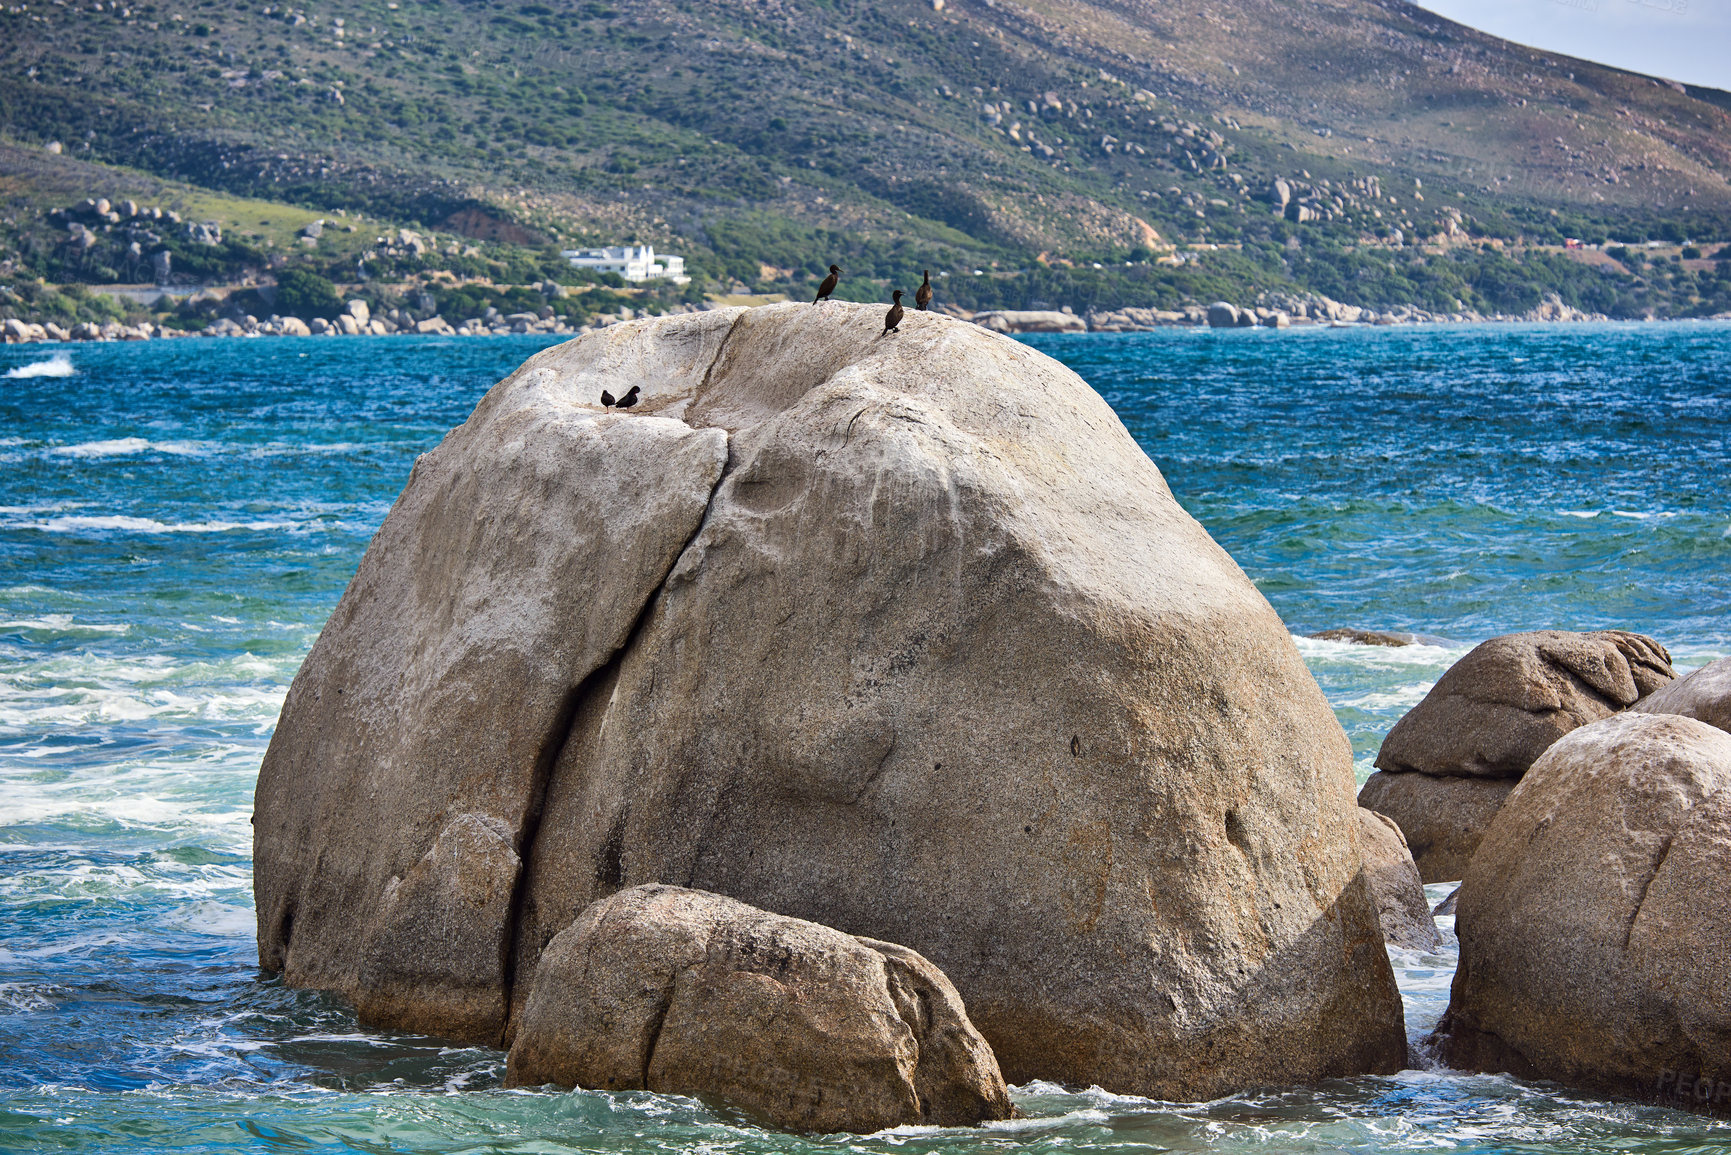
[1632,655,1731,735]
[1434,712,1731,1114]
[506,885,1013,1133]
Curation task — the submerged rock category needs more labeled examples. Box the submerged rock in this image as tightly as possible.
[1311,628,1413,647]
[254,303,1405,1101]
[1435,712,1731,1114]
[1362,630,1672,881]
[1631,655,1731,736]
[506,885,1012,1133]
[1357,808,1441,950]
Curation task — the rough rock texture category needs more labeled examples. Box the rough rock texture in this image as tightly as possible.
[252,321,734,1042]
[1357,808,1440,950]
[356,813,520,1037]
[1361,630,1673,883]
[255,302,1405,1101]
[1357,772,1517,883]
[1375,630,1674,781]
[505,885,1012,1132]
[1632,656,1731,736]
[1434,712,1731,1114]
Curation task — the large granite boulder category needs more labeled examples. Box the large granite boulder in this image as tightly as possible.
[1359,630,1672,881]
[506,885,1012,1132]
[1632,655,1731,735]
[254,303,1405,1101]
[1357,808,1440,951]
[1434,712,1731,1113]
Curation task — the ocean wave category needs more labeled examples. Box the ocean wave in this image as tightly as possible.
[2,514,299,535]
[1559,508,1681,521]
[0,614,131,636]
[0,982,64,1012]
[48,438,215,459]
[1292,634,1462,664]
[4,354,75,379]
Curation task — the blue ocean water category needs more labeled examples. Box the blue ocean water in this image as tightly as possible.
[1,324,1728,1153]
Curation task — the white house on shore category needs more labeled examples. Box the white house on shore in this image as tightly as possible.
[561,244,689,284]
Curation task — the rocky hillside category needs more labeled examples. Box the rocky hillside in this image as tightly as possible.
[2,0,1729,315]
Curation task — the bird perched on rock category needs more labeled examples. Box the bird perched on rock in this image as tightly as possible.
[883,290,904,335]
[814,264,841,303]
[915,270,933,311]
[600,389,616,406]
[600,385,641,408]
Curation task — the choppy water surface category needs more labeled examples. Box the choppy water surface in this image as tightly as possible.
[2,325,1728,1153]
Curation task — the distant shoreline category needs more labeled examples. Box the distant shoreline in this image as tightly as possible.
[4,304,1728,346]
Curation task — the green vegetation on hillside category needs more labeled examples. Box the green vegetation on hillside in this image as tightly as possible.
[2,0,1730,321]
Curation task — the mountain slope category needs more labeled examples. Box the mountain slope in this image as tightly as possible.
[1,0,1728,315]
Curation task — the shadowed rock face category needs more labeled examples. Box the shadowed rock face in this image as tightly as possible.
[1361,630,1673,882]
[1357,773,1517,885]
[505,885,1012,1133]
[1434,712,1731,1115]
[1357,808,1440,951]
[254,302,1405,1101]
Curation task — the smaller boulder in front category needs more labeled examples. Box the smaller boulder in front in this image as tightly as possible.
[505,885,1013,1133]
[1357,808,1441,950]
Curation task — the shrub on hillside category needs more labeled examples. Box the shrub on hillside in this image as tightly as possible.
[275,269,342,319]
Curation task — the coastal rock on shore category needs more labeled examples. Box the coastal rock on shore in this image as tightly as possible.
[1434,712,1731,1114]
[1359,630,1673,881]
[1632,655,1731,735]
[972,309,1087,333]
[505,885,1013,1133]
[1357,808,1441,950]
[254,302,1405,1103]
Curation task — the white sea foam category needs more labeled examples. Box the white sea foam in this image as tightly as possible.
[0,982,63,1012]
[1291,633,1463,667]
[4,354,75,379]
[1560,508,1679,521]
[5,514,298,534]
[49,439,215,459]
[0,615,130,636]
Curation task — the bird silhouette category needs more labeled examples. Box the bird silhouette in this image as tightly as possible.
[814,264,841,303]
[914,270,933,311]
[614,385,641,409]
[883,290,904,335]
[600,389,616,407]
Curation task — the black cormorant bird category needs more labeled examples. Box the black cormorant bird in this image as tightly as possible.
[914,270,933,311]
[614,385,641,409]
[814,264,841,303]
[883,290,904,335]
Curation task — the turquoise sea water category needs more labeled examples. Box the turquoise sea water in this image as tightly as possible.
[1,324,1728,1153]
